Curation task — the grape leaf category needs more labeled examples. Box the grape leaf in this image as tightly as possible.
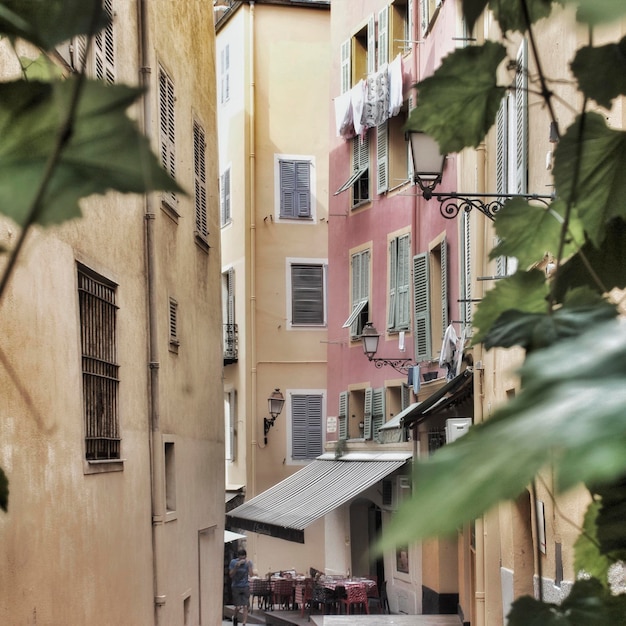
[571,37,626,109]
[378,320,626,548]
[491,198,583,270]
[491,0,553,34]
[472,269,548,344]
[565,0,626,25]
[553,114,626,247]
[0,79,181,226]
[404,42,507,154]
[0,0,108,49]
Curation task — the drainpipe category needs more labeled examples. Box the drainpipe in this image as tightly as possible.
[137,1,166,622]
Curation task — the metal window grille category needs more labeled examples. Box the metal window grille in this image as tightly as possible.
[78,266,120,460]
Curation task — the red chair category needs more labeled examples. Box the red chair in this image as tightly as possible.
[340,583,370,615]
[249,578,271,611]
[272,578,294,610]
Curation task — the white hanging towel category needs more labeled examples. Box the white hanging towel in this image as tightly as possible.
[439,324,458,380]
[351,79,366,136]
[388,54,404,117]
[334,91,354,138]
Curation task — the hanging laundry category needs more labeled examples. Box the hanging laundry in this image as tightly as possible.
[363,68,389,129]
[334,90,354,138]
[351,79,366,136]
[388,54,404,117]
[439,324,459,381]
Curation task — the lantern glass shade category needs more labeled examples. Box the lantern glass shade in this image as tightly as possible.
[361,322,380,359]
[408,131,446,183]
[268,388,285,418]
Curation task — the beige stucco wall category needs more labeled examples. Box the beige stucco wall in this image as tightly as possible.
[0,1,224,624]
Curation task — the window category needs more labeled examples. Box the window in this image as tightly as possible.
[364,388,386,441]
[413,235,448,361]
[220,44,230,104]
[158,66,177,214]
[377,112,410,194]
[420,0,442,37]
[495,39,527,277]
[343,249,370,339]
[340,15,375,93]
[291,394,323,461]
[164,441,176,512]
[278,158,312,219]
[66,0,115,81]
[220,166,231,226]
[169,297,179,352]
[388,233,411,331]
[334,134,370,208]
[379,0,413,64]
[290,262,326,326]
[225,390,236,461]
[193,121,208,244]
[222,268,237,362]
[78,264,120,461]
[338,391,348,440]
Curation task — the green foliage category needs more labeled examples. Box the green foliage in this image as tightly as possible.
[393,0,626,621]
[404,41,507,153]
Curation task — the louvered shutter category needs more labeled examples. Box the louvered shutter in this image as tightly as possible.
[495,98,508,277]
[94,0,115,83]
[407,0,414,46]
[292,265,323,325]
[363,388,373,440]
[367,14,376,74]
[220,169,231,225]
[350,253,362,337]
[194,122,207,238]
[461,212,472,327]
[227,268,235,327]
[220,45,230,103]
[292,395,323,460]
[280,160,296,217]
[515,39,528,195]
[159,68,176,192]
[387,238,397,329]
[397,234,411,329]
[440,236,448,334]
[372,388,385,442]
[377,120,388,194]
[413,253,431,361]
[341,40,351,94]
[378,7,389,67]
[338,391,348,440]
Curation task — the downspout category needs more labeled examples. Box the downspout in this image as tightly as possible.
[137,1,166,622]
[248,0,258,503]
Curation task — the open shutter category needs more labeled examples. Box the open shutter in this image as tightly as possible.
[515,39,528,195]
[372,388,385,442]
[378,6,389,68]
[440,236,448,334]
[363,388,373,440]
[377,120,388,194]
[367,14,376,74]
[338,391,348,440]
[194,122,207,238]
[227,268,235,327]
[413,253,431,361]
[296,161,311,217]
[94,0,114,83]
[397,234,410,329]
[495,98,508,277]
[350,253,362,337]
[292,396,308,459]
[387,238,397,329]
[341,39,351,94]
[461,213,472,327]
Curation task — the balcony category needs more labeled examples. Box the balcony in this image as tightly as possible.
[223,323,238,365]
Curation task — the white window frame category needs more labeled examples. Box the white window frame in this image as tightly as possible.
[224,388,236,462]
[286,389,326,465]
[220,43,230,104]
[274,154,316,222]
[286,258,328,329]
[220,165,232,227]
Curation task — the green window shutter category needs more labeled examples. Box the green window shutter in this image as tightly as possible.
[413,252,431,361]
[350,250,370,338]
[387,237,397,329]
[338,391,348,441]
[341,39,351,94]
[378,6,389,67]
[495,97,508,276]
[397,234,411,329]
[367,14,376,74]
[377,121,388,194]
[440,236,448,334]
[372,388,385,442]
[292,264,324,325]
[515,39,528,195]
[363,388,373,440]
[461,213,472,327]
[292,394,323,460]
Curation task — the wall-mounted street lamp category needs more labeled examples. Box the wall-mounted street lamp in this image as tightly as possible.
[407,130,553,220]
[263,388,285,445]
[361,322,416,373]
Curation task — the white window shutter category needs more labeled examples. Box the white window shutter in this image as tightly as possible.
[338,391,348,441]
[397,234,411,329]
[377,121,388,194]
[515,39,528,195]
[413,252,431,361]
[372,388,385,442]
[378,7,389,68]
[367,14,376,74]
[387,238,398,329]
[341,39,351,94]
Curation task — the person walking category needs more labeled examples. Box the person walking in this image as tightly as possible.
[229,548,253,625]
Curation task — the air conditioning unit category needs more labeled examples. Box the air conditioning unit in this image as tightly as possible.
[381,475,411,510]
[445,418,472,444]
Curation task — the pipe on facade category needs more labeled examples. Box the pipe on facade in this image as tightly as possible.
[137,1,166,622]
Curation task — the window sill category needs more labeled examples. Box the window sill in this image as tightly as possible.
[169,340,180,355]
[165,510,178,523]
[194,232,210,253]
[161,195,180,224]
[84,458,125,475]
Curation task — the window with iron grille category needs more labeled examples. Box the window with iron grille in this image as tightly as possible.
[193,120,208,244]
[78,264,120,461]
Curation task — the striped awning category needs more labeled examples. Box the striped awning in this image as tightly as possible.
[226,452,412,543]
